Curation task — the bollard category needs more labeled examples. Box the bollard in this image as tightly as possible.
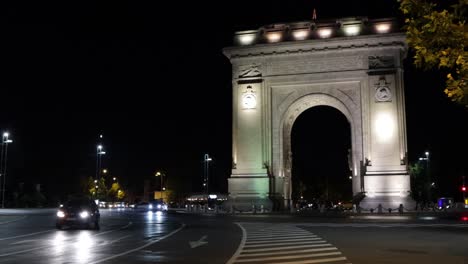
[260,204,264,214]
[252,204,256,214]
[377,204,383,214]
[352,204,357,213]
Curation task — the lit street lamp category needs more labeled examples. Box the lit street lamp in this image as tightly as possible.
[419,151,431,201]
[204,154,212,197]
[0,132,13,208]
[96,145,106,180]
[155,171,166,202]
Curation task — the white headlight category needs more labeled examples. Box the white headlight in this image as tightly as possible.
[149,204,153,209]
[80,211,89,218]
[157,204,162,209]
[57,211,65,218]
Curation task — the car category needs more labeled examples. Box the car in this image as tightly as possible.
[148,201,168,212]
[56,197,100,230]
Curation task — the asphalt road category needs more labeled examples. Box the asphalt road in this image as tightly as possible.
[1,209,468,264]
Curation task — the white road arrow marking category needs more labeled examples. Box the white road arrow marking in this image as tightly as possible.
[189,235,208,249]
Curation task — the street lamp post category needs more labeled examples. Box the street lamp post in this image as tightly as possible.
[96,145,106,180]
[204,154,212,197]
[1,132,13,208]
[419,151,430,202]
[155,171,165,202]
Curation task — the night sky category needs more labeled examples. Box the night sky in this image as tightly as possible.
[1,1,467,202]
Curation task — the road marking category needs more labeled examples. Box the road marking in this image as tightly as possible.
[88,223,186,264]
[235,251,342,262]
[226,223,247,264]
[297,223,468,228]
[246,237,321,244]
[247,235,318,241]
[0,230,53,241]
[239,247,338,257]
[189,235,208,249]
[242,244,333,253]
[271,257,348,264]
[244,240,328,248]
[228,223,349,264]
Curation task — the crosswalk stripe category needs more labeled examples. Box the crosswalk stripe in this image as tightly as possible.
[239,247,338,257]
[247,235,318,241]
[246,237,322,244]
[229,223,349,264]
[244,240,327,248]
[234,251,342,262]
[247,233,314,239]
[242,243,333,253]
[271,256,348,264]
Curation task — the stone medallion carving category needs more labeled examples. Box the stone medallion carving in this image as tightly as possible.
[242,85,257,109]
[374,77,392,102]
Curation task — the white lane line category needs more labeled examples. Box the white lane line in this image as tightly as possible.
[247,233,313,239]
[226,223,247,264]
[244,240,327,248]
[248,231,310,236]
[247,229,310,235]
[242,244,333,253]
[88,223,186,264]
[239,247,338,258]
[247,235,317,242]
[0,230,53,241]
[246,237,320,244]
[0,221,133,257]
[0,216,27,225]
[235,251,342,263]
[272,256,347,264]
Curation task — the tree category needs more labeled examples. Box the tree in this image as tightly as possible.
[400,0,468,106]
[87,177,108,200]
[108,182,125,201]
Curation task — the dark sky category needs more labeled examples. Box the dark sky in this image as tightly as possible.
[1,1,467,201]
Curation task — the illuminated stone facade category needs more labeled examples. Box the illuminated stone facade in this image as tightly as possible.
[223,18,414,210]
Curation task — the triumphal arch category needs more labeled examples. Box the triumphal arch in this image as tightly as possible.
[223,17,414,210]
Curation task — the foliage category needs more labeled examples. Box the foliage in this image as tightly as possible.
[108,182,125,201]
[400,0,468,106]
[87,177,108,200]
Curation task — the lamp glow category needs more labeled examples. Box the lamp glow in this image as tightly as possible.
[375,23,391,33]
[375,112,394,142]
[266,32,282,43]
[317,28,332,38]
[239,34,256,45]
[343,25,360,36]
[292,29,309,40]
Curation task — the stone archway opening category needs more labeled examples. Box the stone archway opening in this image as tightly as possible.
[291,106,352,208]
